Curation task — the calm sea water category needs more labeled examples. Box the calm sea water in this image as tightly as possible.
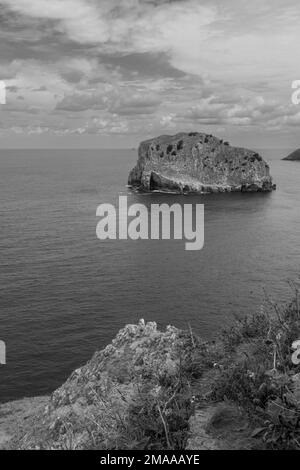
[0,148,300,402]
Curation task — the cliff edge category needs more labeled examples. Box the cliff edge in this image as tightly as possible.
[128,132,275,193]
[3,294,300,450]
[7,321,195,450]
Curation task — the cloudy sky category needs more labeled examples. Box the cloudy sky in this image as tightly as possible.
[0,0,299,148]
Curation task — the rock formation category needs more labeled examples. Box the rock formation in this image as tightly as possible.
[283,149,300,161]
[128,132,276,193]
[13,320,194,450]
[3,296,300,450]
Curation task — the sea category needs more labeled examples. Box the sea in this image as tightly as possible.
[0,148,299,402]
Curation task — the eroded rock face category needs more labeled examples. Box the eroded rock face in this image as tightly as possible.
[128,133,275,193]
[19,320,191,449]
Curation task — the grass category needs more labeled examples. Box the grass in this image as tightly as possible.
[9,289,300,450]
[119,289,300,450]
[123,289,300,450]
[211,291,300,449]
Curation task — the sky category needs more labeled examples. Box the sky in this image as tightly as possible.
[0,0,299,148]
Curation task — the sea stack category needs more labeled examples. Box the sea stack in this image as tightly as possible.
[282,149,300,161]
[128,132,275,194]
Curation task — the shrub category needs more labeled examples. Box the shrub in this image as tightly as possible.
[124,382,193,450]
[214,292,300,449]
[177,140,184,151]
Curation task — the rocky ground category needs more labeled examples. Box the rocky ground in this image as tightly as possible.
[0,396,48,449]
[1,294,300,450]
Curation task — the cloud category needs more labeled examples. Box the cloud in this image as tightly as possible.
[2,0,299,85]
[2,0,216,55]
[56,91,108,112]
[110,94,161,115]
[175,94,300,130]
[1,0,300,144]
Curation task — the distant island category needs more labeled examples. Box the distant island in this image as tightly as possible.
[282,149,300,161]
[2,292,300,450]
[128,132,276,194]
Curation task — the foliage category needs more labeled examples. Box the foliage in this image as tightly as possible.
[212,292,300,449]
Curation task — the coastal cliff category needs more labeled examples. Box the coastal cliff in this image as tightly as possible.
[2,295,300,450]
[128,132,275,193]
[3,321,195,450]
